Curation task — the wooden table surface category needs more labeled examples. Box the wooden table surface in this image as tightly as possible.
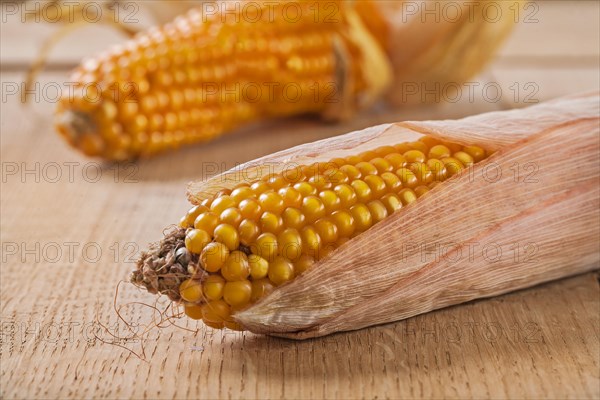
[1,1,599,399]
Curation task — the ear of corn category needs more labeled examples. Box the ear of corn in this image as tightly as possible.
[55,0,391,160]
[133,134,492,330]
[132,93,599,337]
[54,0,518,160]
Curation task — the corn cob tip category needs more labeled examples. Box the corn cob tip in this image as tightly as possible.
[55,109,105,157]
[131,227,196,301]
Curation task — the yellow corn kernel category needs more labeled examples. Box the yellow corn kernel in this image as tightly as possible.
[427,159,448,181]
[282,207,306,230]
[294,182,318,197]
[268,257,295,286]
[251,181,271,195]
[266,174,288,191]
[319,190,341,213]
[239,199,262,221]
[181,205,209,228]
[350,203,372,232]
[410,162,433,185]
[340,165,362,180]
[355,161,378,177]
[231,186,254,204]
[203,275,225,301]
[259,211,283,234]
[351,180,372,203]
[214,223,239,250]
[255,232,279,261]
[220,208,242,228]
[370,157,393,173]
[418,136,441,148]
[453,151,474,167]
[179,279,203,303]
[308,175,331,191]
[367,200,388,224]
[364,175,387,198]
[314,218,339,244]
[380,193,402,214]
[278,187,303,208]
[238,219,260,246]
[210,195,236,214]
[428,144,451,159]
[404,150,426,163]
[334,184,358,208]
[442,141,463,153]
[374,145,397,156]
[202,300,230,324]
[323,168,349,185]
[301,226,322,255]
[396,168,419,188]
[358,150,378,161]
[185,229,211,254]
[462,145,486,162]
[248,254,269,279]
[408,141,428,153]
[200,242,229,272]
[223,280,252,307]
[442,157,465,176]
[330,210,355,238]
[184,304,204,320]
[384,153,407,169]
[278,228,303,261]
[259,192,285,214]
[302,196,326,223]
[221,251,250,281]
[345,155,362,165]
[250,278,275,302]
[380,172,402,192]
[399,188,418,205]
[414,186,430,197]
[294,254,315,275]
[194,212,219,234]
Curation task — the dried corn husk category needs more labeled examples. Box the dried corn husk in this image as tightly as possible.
[356,0,520,105]
[185,92,599,338]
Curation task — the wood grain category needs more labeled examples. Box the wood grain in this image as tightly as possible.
[1,1,599,399]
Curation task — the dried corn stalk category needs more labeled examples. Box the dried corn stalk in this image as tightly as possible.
[132,92,599,338]
[55,0,519,160]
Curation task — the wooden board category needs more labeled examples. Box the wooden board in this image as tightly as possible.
[1,1,599,399]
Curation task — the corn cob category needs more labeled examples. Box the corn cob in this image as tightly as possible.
[55,0,390,160]
[131,93,599,337]
[55,0,519,160]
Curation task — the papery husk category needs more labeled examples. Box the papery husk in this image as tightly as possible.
[186,92,599,339]
[355,0,520,105]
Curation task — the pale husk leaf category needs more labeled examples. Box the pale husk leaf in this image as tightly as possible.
[357,0,521,105]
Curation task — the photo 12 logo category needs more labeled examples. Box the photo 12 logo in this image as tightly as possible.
[1,1,140,24]
[400,1,540,24]
[400,81,540,104]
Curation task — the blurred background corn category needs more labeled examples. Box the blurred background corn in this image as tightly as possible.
[55,0,382,160]
[132,136,489,330]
